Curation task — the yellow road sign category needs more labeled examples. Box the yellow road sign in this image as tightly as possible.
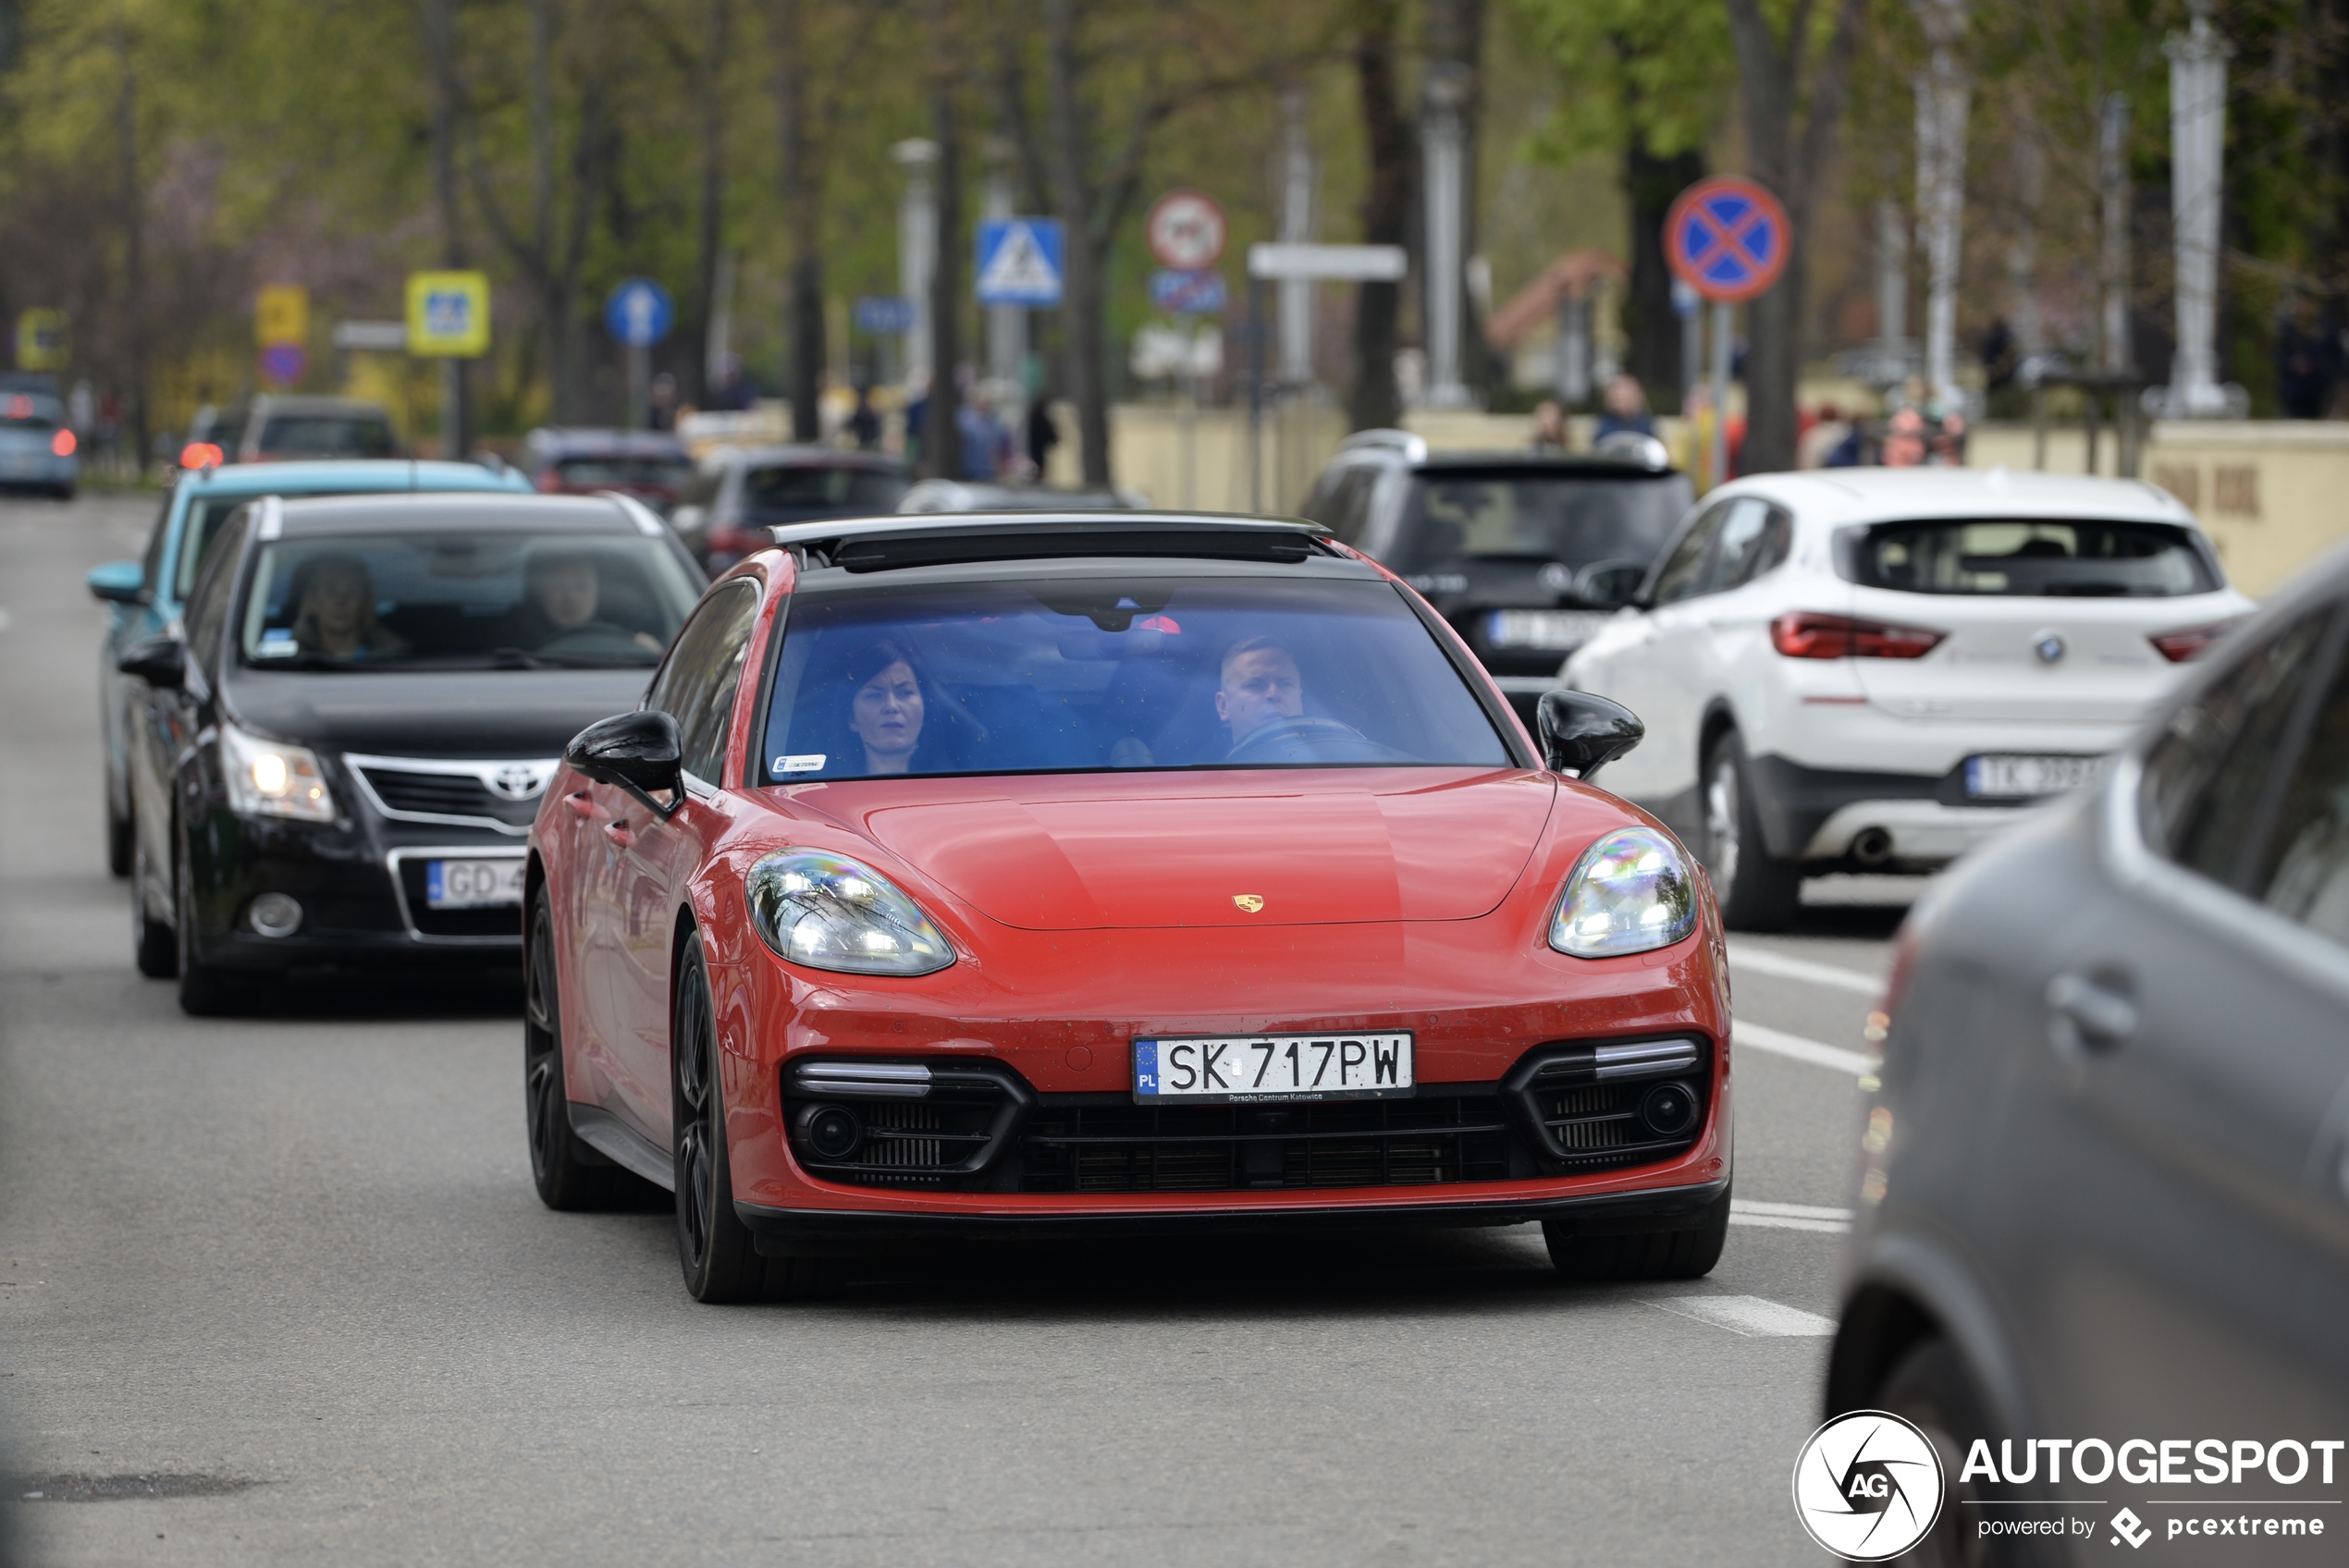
[256,284,309,348]
[405,271,491,358]
[16,309,68,371]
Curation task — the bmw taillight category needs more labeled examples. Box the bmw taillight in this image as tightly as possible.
[178,441,223,470]
[1770,611,1946,660]
[51,429,76,457]
[2148,620,2239,662]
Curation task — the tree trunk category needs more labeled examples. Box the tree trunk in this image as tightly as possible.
[424,0,473,457]
[1349,0,1410,431]
[1723,0,1864,474]
[688,0,731,408]
[776,0,825,440]
[924,88,963,480]
[1624,134,1702,411]
[114,27,147,467]
[1043,0,1110,485]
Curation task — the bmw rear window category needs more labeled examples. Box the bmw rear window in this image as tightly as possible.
[1847,520,2218,597]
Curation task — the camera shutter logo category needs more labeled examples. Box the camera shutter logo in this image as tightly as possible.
[1791,1410,1945,1561]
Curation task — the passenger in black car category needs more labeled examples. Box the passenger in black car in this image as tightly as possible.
[290,554,410,663]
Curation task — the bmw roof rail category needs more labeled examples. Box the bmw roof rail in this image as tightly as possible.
[767,512,1334,573]
[1336,428,1429,462]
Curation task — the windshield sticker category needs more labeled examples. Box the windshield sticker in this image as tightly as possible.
[776,753,826,774]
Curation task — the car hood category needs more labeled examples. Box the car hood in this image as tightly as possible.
[797,767,1557,930]
[225,668,651,757]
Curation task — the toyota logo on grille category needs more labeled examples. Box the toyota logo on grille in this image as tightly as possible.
[488,765,547,801]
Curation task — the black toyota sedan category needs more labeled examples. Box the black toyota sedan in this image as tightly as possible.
[117,493,705,1012]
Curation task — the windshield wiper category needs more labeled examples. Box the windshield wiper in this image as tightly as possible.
[489,647,563,669]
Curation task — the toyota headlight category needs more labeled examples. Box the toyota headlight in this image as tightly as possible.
[220,721,338,823]
[1548,827,1697,958]
[745,851,954,976]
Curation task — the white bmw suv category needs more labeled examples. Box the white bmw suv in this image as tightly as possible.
[1557,468,2256,928]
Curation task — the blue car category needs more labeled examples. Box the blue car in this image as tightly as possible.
[0,391,80,497]
[86,459,532,876]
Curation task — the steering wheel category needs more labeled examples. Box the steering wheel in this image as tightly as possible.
[537,623,653,658]
[1226,715,1399,765]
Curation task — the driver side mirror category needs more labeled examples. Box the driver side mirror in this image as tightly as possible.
[1574,559,1649,610]
[1537,690,1643,781]
[117,634,186,690]
[565,710,685,816]
[87,560,149,606]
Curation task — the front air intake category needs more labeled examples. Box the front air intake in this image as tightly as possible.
[1499,1036,1713,1171]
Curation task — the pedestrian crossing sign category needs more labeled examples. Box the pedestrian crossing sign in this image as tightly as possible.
[976,219,1065,306]
[405,270,492,358]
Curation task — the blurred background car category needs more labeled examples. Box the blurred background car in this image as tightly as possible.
[234,395,399,463]
[520,426,695,513]
[1561,470,2257,928]
[895,479,1143,513]
[86,458,532,878]
[114,493,706,1014]
[0,389,79,498]
[1297,430,1694,728]
[1824,541,2349,1558]
[671,445,908,570]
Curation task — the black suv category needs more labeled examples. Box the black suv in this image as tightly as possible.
[1297,431,1694,724]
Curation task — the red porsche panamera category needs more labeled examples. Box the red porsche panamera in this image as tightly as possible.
[524,513,1732,1302]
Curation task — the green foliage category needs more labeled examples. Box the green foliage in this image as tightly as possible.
[1509,0,1735,163]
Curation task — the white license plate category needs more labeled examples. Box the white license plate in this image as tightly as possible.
[1486,608,1614,650]
[424,858,526,909]
[1134,1033,1415,1103]
[1964,753,2108,799]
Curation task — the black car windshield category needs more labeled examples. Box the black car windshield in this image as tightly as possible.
[760,575,1510,781]
[238,531,701,669]
[1390,470,1694,574]
[1852,519,2219,597]
[257,416,396,459]
[744,465,907,518]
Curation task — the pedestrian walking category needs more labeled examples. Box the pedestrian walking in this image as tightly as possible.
[1025,397,1060,477]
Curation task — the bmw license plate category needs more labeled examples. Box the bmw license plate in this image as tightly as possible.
[425,858,526,909]
[1964,753,2108,799]
[1486,608,1614,650]
[1133,1032,1414,1103]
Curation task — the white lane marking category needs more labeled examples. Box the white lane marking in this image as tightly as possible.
[1727,942,1883,998]
[1643,1294,1839,1337]
[1730,1201,1853,1234]
[1734,1199,1855,1220]
[1734,1020,1875,1078]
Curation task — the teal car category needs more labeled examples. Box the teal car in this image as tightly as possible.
[86,460,532,876]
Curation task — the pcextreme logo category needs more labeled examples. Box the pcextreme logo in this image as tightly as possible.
[1792,1410,1946,1561]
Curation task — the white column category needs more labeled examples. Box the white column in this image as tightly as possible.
[1555,292,1590,405]
[1912,3,1968,410]
[1420,65,1471,410]
[1875,197,1909,382]
[892,138,939,388]
[2098,95,2132,373]
[1277,86,1316,385]
[981,139,1025,389]
[2158,5,2237,416]
[2006,133,2044,360]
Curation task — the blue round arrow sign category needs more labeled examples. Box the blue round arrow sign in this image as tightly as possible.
[604,279,675,349]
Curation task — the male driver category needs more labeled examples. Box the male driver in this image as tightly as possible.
[1214,636,1305,752]
[518,551,661,653]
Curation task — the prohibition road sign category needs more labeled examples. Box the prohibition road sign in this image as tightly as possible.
[1666,177,1790,303]
[1147,190,1227,272]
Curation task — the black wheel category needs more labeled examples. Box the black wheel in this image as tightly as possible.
[1701,731,1802,932]
[174,831,253,1017]
[1543,1187,1730,1281]
[106,790,132,878]
[672,934,843,1305]
[130,817,177,978]
[524,886,641,1210]
[1873,1337,2026,1566]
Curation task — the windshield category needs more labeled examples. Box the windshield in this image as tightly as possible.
[554,456,693,490]
[238,531,701,669]
[1851,520,2219,597]
[256,415,396,459]
[744,465,907,518]
[1390,471,1693,574]
[760,575,1510,782]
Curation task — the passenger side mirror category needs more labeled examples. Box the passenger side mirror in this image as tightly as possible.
[1537,690,1644,781]
[87,560,149,606]
[1573,559,1649,610]
[116,634,185,690]
[565,710,685,817]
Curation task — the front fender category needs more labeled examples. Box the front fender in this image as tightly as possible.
[1829,1217,2037,1440]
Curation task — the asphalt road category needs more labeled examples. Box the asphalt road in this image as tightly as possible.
[0,492,1902,1566]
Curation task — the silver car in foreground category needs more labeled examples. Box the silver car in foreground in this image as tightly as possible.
[1827,543,2349,1563]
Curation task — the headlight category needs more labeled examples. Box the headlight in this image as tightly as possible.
[745,851,954,976]
[1548,827,1697,958]
[220,722,338,823]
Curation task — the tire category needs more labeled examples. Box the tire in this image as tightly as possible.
[1701,731,1803,932]
[671,933,844,1305]
[106,791,132,878]
[130,818,178,978]
[174,830,253,1017]
[524,886,642,1211]
[1543,1187,1730,1281]
[1873,1337,2031,1566]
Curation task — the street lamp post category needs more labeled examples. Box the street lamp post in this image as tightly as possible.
[1420,65,1472,410]
[892,139,939,392]
[2154,4,2244,418]
[1913,0,1969,411]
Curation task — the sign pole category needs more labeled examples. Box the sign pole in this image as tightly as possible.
[1710,300,1732,489]
[628,344,650,430]
[1248,275,1266,513]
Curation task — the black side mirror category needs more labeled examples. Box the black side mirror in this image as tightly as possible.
[1538,689,1643,781]
[117,634,186,690]
[565,710,685,817]
[1573,560,1649,610]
